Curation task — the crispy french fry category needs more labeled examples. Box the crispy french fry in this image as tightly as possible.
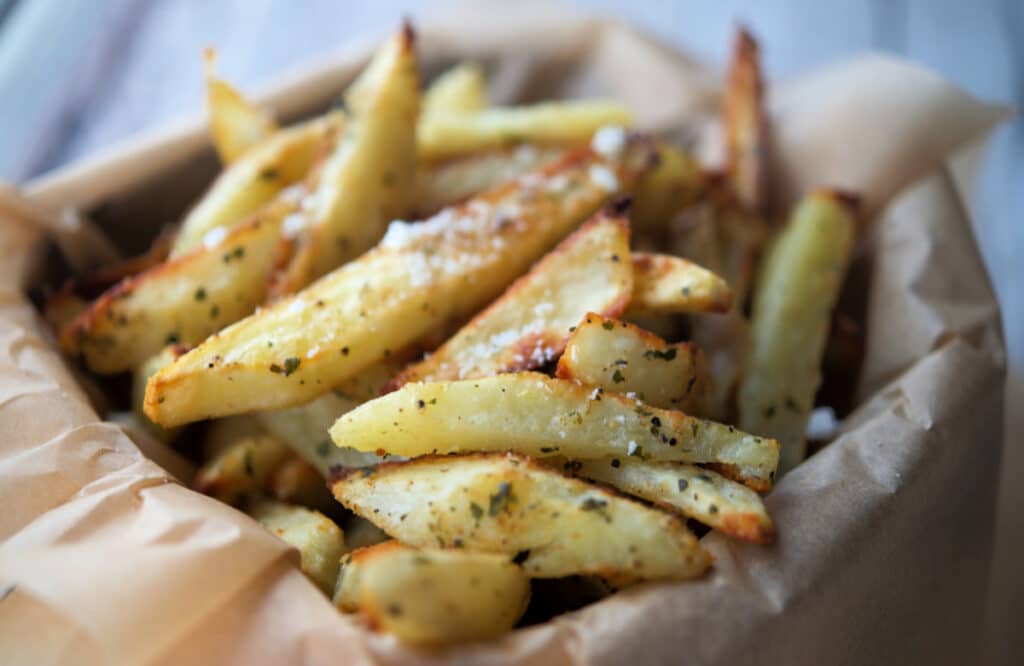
[418,101,632,160]
[172,112,343,256]
[204,49,277,164]
[568,458,774,543]
[387,203,634,388]
[248,498,345,595]
[266,456,336,513]
[332,452,710,580]
[628,252,733,315]
[555,313,709,414]
[336,541,529,645]
[739,189,858,474]
[723,27,768,214]
[193,425,291,505]
[61,200,294,373]
[632,142,705,233]
[416,145,563,214]
[282,25,420,285]
[422,62,488,115]
[255,392,378,477]
[331,373,779,490]
[131,345,188,443]
[145,141,654,426]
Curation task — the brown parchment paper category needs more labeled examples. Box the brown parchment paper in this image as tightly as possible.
[0,5,1008,665]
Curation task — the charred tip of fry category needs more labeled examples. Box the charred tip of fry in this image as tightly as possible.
[203,46,217,68]
[606,195,633,216]
[400,17,417,48]
[731,24,760,59]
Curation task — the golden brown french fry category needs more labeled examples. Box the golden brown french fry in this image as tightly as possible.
[415,145,563,214]
[555,313,709,414]
[418,101,632,160]
[631,142,705,233]
[282,25,420,285]
[248,498,345,595]
[628,252,733,315]
[330,373,779,490]
[387,203,634,389]
[422,62,488,116]
[738,189,858,474]
[335,541,529,645]
[332,452,710,580]
[145,141,654,426]
[204,49,277,164]
[61,199,295,374]
[131,345,188,443]
[172,112,343,256]
[723,27,768,214]
[567,458,774,543]
[266,456,336,513]
[193,425,291,505]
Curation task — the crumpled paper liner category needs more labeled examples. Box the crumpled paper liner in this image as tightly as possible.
[0,5,1008,665]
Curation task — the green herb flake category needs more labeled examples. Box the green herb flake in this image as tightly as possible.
[470,502,484,521]
[488,482,515,517]
[243,450,255,477]
[260,168,279,181]
[283,357,301,375]
[643,348,677,361]
[612,369,625,383]
[194,287,207,301]
[315,441,331,458]
[580,497,612,523]
[602,320,615,330]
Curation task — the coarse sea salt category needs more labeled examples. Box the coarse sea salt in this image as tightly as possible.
[380,220,415,248]
[202,226,228,249]
[588,164,619,192]
[281,212,308,239]
[590,125,627,159]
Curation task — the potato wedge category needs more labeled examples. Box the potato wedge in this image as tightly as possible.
[266,456,336,513]
[335,541,529,645]
[422,62,488,116]
[723,27,768,214]
[632,142,705,234]
[131,345,188,443]
[332,452,710,580]
[61,200,294,373]
[555,313,709,414]
[331,373,778,490]
[416,145,563,214]
[739,189,858,473]
[284,25,420,285]
[172,112,343,256]
[145,141,654,426]
[193,425,291,505]
[204,49,277,164]
[628,252,733,315]
[248,498,345,595]
[568,458,774,543]
[255,392,378,477]
[387,203,633,388]
[418,101,632,160]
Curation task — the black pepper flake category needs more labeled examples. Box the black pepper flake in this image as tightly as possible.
[512,550,530,565]
[315,441,331,457]
[453,537,464,548]
[611,458,621,468]
[612,369,625,383]
[602,320,614,330]
[341,346,350,355]
[764,405,776,419]
[568,326,576,332]
[563,460,583,473]
[651,416,662,427]
[165,332,179,345]
[386,603,403,617]
[610,253,620,263]
[210,304,220,319]
[709,504,719,515]
[539,446,559,454]
[669,437,677,446]
[580,497,611,522]
[677,478,688,492]
[417,399,426,408]
[260,168,279,181]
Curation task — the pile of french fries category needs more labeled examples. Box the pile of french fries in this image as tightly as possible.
[46,22,861,646]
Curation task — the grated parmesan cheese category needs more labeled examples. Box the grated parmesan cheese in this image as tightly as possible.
[591,125,627,159]
[588,164,619,192]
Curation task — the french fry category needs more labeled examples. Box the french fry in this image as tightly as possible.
[628,252,733,315]
[255,392,377,477]
[131,345,188,443]
[145,141,654,426]
[61,200,294,373]
[266,456,336,513]
[738,189,858,474]
[422,62,488,116]
[631,142,705,234]
[332,452,710,580]
[335,541,530,645]
[416,145,563,214]
[281,25,420,285]
[330,373,779,490]
[387,203,634,389]
[193,425,292,505]
[172,112,343,256]
[248,498,345,595]
[555,313,709,414]
[204,49,277,164]
[723,27,768,214]
[567,458,774,543]
[418,101,632,160]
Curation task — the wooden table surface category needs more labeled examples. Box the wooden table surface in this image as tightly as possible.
[1,1,1020,663]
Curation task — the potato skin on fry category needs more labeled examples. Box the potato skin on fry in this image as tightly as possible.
[556,313,709,415]
[387,205,634,389]
[335,541,530,646]
[739,189,859,474]
[331,372,778,491]
[628,252,733,315]
[332,452,710,581]
[145,142,654,427]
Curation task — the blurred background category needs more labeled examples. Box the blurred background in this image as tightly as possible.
[1,0,1020,663]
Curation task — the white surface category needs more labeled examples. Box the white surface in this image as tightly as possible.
[0,0,1020,662]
